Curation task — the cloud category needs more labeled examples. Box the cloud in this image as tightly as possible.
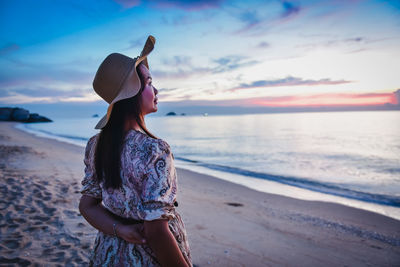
[153,54,259,79]
[257,41,270,48]
[232,9,263,34]
[113,0,224,10]
[296,36,375,53]
[212,55,259,73]
[153,55,208,79]
[158,91,397,108]
[0,87,97,104]
[344,37,364,43]
[232,1,302,35]
[249,92,396,107]
[0,57,94,90]
[125,37,145,50]
[160,12,217,26]
[151,0,225,10]
[281,1,301,18]
[158,87,180,93]
[0,43,20,56]
[152,67,210,80]
[232,76,352,90]
[161,55,192,66]
[153,55,201,79]
[113,0,141,9]
[238,10,261,29]
[0,68,92,89]
[1,87,93,98]
[394,89,400,105]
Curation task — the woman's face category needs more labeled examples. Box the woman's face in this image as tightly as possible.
[138,64,158,115]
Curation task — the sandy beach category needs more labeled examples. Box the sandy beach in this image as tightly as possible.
[0,121,399,266]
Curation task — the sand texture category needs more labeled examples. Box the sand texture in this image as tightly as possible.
[0,122,399,266]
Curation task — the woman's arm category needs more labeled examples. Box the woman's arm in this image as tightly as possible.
[79,195,146,244]
[144,219,189,267]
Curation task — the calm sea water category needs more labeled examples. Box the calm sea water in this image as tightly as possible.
[17,111,400,219]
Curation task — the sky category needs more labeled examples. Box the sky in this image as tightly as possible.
[0,0,400,112]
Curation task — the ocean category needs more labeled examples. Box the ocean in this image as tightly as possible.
[16,110,400,220]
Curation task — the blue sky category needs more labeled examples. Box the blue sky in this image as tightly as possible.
[0,0,400,108]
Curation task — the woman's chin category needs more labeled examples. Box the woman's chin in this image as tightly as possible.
[150,106,158,114]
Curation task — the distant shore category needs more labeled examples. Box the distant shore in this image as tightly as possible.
[1,121,399,266]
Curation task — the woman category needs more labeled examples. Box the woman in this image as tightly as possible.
[79,36,191,266]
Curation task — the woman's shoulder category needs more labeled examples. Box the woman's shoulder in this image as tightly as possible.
[87,133,100,147]
[85,133,99,154]
[125,130,171,155]
[88,133,99,143]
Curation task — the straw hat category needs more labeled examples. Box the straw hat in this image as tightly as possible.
[93,35,156,129]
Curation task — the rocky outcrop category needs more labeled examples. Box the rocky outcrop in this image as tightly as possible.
[27,113,52,122]
[11,108,30,121]
[0,108,13,121]
[0,107,52,123]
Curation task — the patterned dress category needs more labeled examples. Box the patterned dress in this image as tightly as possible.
[81,130,192,266]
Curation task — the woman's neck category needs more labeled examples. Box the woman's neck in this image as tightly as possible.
[124,119,143,132]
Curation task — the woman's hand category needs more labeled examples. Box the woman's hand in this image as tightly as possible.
[116,223,146,244]
[79,195,146,244]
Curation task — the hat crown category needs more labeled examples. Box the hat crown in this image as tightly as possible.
[92,35,156,129]
[93,53,135,104]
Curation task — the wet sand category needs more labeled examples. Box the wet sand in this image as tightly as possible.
[0,122,399,266]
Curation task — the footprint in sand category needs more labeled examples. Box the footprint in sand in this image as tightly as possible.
[33,189,44,199]
[13,217,27,224]
[24,207,37,214]
[22,241,32,249]
[0,256,31,266]
[59,244,71,249]
[42,195,52,201]
[60,186,69,194]
[14,204,25,212]
[195,224,206,230]
[31,215,50,222]
[225,202,244,207]
[63,210,78,217]
[42,247,54,254]
[0,199,9,210]
[33,182,46,191]
[3,239,20,250]
[43,206,56,216]
[55,251,65,259]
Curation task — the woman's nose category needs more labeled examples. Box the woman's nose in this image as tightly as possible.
[154,87,158,95]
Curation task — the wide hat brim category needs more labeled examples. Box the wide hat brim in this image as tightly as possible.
[94,35,155,129]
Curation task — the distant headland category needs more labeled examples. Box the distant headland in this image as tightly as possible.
[0,107,52,123]
[166,112,186,116]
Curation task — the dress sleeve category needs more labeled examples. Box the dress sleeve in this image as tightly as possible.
[80,135,102,199]
[137,139,177,221]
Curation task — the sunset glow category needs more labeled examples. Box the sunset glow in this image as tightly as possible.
[250,93,397,107]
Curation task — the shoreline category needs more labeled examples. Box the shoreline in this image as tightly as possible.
[1,121,400,266]
[16,122,400,221]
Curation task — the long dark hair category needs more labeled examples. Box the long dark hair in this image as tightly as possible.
[94,64,156,189]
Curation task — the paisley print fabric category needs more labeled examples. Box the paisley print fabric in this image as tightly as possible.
[81,130,192,266]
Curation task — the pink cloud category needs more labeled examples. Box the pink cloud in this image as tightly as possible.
[248,92,397,107]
